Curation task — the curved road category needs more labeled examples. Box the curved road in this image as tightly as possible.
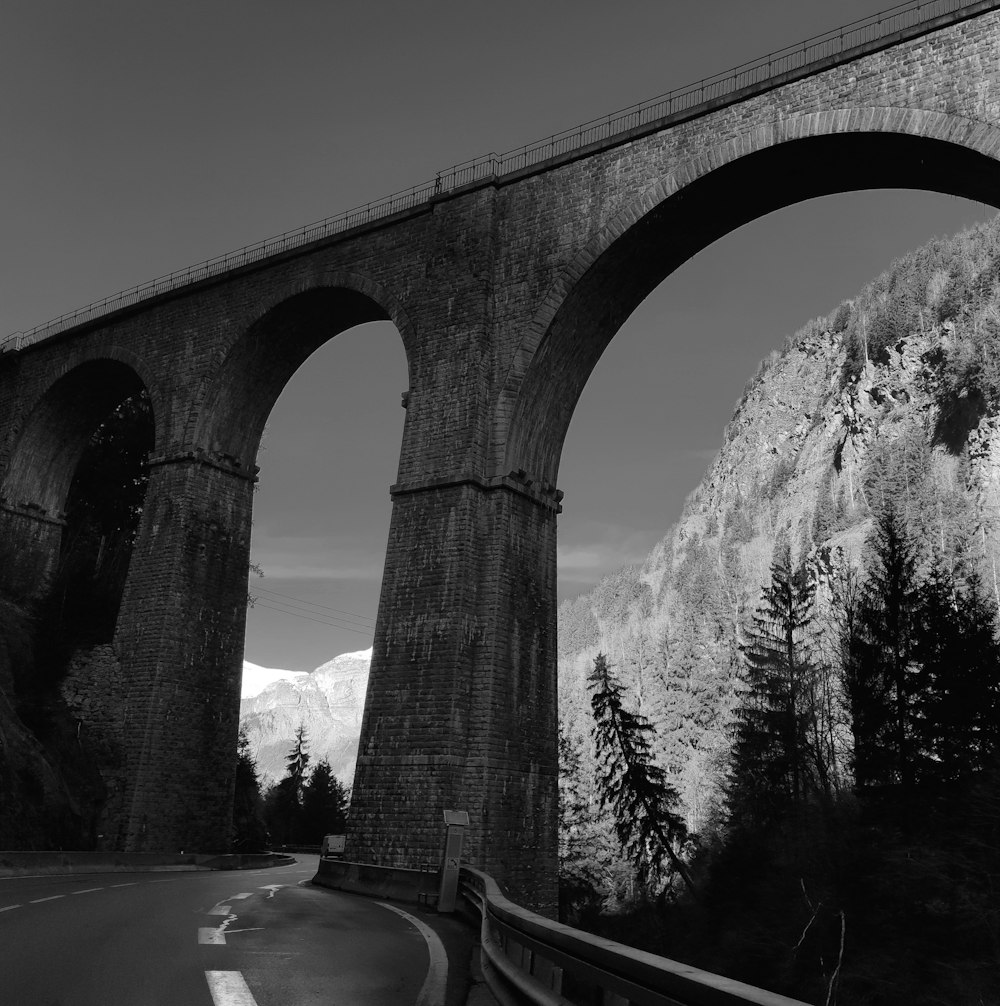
[0,855,474,1005]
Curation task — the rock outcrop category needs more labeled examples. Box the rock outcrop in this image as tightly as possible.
[239,648,370,788]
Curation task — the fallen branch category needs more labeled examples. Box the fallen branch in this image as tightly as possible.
[824,910,846,1006]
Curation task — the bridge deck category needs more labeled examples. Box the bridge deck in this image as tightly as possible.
[5,0,997,353]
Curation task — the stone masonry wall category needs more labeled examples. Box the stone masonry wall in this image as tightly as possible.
[60,644,127,847]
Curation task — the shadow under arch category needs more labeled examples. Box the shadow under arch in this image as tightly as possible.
[499,109,1000,487]
[192,277,413,466]
[3,358,154,518]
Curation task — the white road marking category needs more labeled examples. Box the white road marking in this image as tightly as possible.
[259,885,284,899]
[205,970,259,1005]
[0,905,22,912]
[376,902,449,1006]
[228,893,253,900]
[71,888,103,895]
[207,903,232,915]
[109,882,137,888]
[30,895,64,903]
[200,908,250,945]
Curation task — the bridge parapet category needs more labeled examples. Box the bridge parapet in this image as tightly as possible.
[459,866,811,1006]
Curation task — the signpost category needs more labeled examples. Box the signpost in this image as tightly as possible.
[436,810,469,913]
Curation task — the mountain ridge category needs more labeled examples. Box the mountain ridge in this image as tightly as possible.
[239,647,371,787]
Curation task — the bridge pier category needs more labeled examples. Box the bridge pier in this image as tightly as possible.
[349,475,559,914]
[0,501,65,601]
[112,452,254,853]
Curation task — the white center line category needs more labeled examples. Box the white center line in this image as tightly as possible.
[30,895,64,903]
[71,888,103,895]
[0,905,22,912]
[205,971,259,1006]
[199,927,228,945]
[207,903,232,916]
[228,893,253,900]
[109,882,137,888]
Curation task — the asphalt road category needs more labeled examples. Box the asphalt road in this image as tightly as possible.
[0,855,476,1006]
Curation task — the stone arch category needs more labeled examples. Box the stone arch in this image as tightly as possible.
[2,355,155,518]
[497,108,1000,487]
[189,271,414,467]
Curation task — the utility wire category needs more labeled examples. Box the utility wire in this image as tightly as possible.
[251,595,373,633]
[250,588,375,628]
[250,600,374,638]
[252,585,376,627]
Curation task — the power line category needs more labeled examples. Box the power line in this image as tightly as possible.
[250,600,374,638]
[252,585,376,627]
[254,591,375,627]
[251,596,373,633]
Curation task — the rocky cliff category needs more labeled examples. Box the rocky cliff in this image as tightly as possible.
[558,213,1000,833]
[239,648,370,788]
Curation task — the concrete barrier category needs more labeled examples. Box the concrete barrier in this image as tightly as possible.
[0,851,295,876]
[312,858,440,905]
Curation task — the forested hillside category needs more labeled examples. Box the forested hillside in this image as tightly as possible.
[559,215,1000,1004]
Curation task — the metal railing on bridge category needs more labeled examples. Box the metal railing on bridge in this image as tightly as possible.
[3,0,993,354]
[459,866,812,1006]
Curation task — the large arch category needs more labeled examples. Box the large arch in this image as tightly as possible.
[0,356,155,600]
[498,109,1000,485]
[3,354,156,518]
[113,276,413,855]
[190,273,414,468]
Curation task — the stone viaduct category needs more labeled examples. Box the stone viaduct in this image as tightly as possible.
[2,0,999,909]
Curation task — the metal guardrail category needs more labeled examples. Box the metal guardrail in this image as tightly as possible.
[3,0,993,354]
[459,866,811,1006]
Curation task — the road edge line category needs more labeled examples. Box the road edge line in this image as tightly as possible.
[376,901,449,1006]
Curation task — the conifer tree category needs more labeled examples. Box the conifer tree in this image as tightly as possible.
[232,728,268,851]
[557,722,598,916]
[285,724,310,786]
[913,561,1000,781]
[730,538,819,827]
[301,758,348,843]
[265,724,310,845]
[847,505,922,788]
[588,653,695,897]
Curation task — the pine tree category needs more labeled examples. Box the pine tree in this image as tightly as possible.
[588,653,695,897]
[232,728,268,851]
[853,505,922,789]
[285,724,310,786]
[913,562,1000,782]
[300,758,348,844]
[729,538,819,828]
[557,721,599,918]
[264,724,310,846]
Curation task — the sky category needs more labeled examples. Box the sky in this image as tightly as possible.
[2,2,996,671]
